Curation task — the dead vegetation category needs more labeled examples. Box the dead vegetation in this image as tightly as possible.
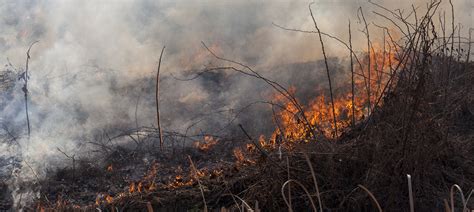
[1,0,473,211]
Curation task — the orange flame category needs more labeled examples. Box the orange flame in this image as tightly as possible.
[233,147,256,165]
[149,181,157,191]
[272,42,399,142]
[105,195,113,204]
[107,164,113,172]
[193,136,218,152]
[129,182,136,193]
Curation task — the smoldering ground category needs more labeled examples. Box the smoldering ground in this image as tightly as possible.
[0,0,472,208]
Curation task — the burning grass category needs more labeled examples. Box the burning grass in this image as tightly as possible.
[2,1,473,211]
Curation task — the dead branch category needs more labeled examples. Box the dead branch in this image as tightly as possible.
[271,22,367,85]
[156,46,165,150]
[56,147,76,180]
[309,3,338,138]
[349,20,356,127]
[303,153,323,212]
[358,7,372,116]
[238,124,268,158]
[22,41,39,138]
[187,155,208,212]
[201,41,324,140]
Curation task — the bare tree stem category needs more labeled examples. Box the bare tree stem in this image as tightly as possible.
[156,46,165,150]
[349,20,356,127]
[359,8,372,116]
[24,41,39,139]
[309,3,338,138]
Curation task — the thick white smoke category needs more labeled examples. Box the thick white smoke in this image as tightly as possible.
[0,0,471,207]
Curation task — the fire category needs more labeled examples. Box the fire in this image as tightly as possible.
[193,136,218,152]
[129,182,136,193]
[105,195,113,204]
[143,162,159,182]
[128,179,148,194]
[212,169,223,177]
[107,164,113,172]
[233,148,245,162]
[148,181,157,191]
[165,174,194,189]
[129,161,159,193]
[92,161,161,207]
[259,135,275,149]
[233,147,256,165]
[94,193,115,206]
[138,182,144,193]
[272,42,399,141]
[246,143,256,152]
[162,162,223,190]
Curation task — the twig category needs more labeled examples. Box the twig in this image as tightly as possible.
[238,124,268,158]
[230,195,254,212]
[156,46,165,150]
[271,22,366,71]
[57,147,76,180]
[349,20,356,127]
[271,103,284,159]
[358,7,372,117]
[23,41,39,138]
[449,0,455,60]
[464,28,472,70]
[201,41,323,140]
[281,180,317,212]
[303,153,323,212]
[309,3,338,139]
[23,160,40,183]
[449,184,467,212]
[357,185,383,212]
[407,174,414,212]
[286,156,292,211]
[146,202,153,212]
[187,155,208,212]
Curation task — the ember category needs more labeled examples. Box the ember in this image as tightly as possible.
[107,164,113,172]
[193,136,219,152]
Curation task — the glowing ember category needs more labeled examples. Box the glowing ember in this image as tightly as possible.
[137,181,143,193]
[105,195,113,204]
[148,181,157,191]
[233,148,245,162]
[165,174,194,189]
[233,147,255,165]
[129,182,136,193]
[193,135,218,152]
[107,164,113,172]
[212,169,223,177]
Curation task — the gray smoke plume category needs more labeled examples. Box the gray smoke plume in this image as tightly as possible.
[0,0,472,207]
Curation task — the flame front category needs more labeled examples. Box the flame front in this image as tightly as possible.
[272,42,399,142]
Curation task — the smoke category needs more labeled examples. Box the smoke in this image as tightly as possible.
[0,0,472,207]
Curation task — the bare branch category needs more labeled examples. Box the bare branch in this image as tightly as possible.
[309,3,338,138]
[156,46,165,150]
[23,41,39,138]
